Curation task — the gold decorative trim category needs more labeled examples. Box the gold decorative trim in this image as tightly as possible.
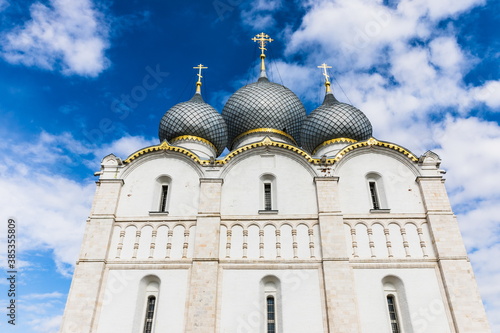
[232,128,297,145]
[312,137,358,155]
[123,137,418,166]
[332,137,418,162]
[170,135,217,152]
[123,141,208,164]
[221,136,314,165]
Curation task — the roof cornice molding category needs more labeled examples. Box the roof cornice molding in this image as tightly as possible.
[123,137,418,166]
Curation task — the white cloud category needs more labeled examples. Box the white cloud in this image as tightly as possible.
[241,0,282,30]
[0,131,156,333]
[0,0,110,77]
[92,135,158,164]
[415,0,486,20]
[0,166,95,273]
[0,131,156,277]
[23,292,65,300]
[433,117,500,205]
[429,37,468,75]
[0,0,9,12]
[468,242,500,331]
[472,80,500,109]
[29,315,63,333]
[272,1,497,147]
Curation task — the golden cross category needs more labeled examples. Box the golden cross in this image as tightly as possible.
[193,64,208,83]
[317,63,332,83]
[252,32,274,55]
[193,64,208,94]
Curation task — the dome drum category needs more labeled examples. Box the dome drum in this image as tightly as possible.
[169,135,218,159]
[231,127,297,149]
[313,138,358,157]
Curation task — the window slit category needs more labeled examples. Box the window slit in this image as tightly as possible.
[264,183,272,210]
[267,296,276,333]
[159,185,168,212]
[387,295,400,333]
[369,181,380,210]
[143,296,156,333]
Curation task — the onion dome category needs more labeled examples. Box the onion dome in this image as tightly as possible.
[222,77,306,148]
[158,65,228,156]
[222,33,306,149]
[301,64,372,154]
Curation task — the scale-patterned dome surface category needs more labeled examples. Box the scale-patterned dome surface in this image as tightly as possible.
[222,78,306,146]
[159,93,228,155]
[301,94,372,153]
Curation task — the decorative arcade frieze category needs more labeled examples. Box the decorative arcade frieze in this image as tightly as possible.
[343,218,435,259]
[220,218,321,260]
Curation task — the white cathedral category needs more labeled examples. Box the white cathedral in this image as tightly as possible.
[60,33,491,333]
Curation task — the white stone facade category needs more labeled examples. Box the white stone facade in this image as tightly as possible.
[59,135,491,333]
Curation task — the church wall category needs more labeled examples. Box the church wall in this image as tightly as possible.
[96,269,189,333]
[116,156,200,217]
[336,151,425,214]
[353,267,453,333]
[220,153,318,215]
[218,268,325,333]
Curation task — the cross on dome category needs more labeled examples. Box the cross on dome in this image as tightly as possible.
[252,32,274,79]
[252,32,274,56]
[193,64,208,94]
[317,63,333,94]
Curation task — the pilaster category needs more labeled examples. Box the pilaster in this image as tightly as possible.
[60,179,123,333]
[314,177,361,333]
[185,178,223,332]
[417,176,491,332]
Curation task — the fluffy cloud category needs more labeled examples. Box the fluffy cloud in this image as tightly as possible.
[0,130,155,333]
[271,0,496,151]
[91,135,158,165]
[240,0,282,30]
[434,117,500,206]
[0,131,156,276]
[472,80,500,109]
[0,0,9,12]
[0,0,110,77]
[29,315,63,333]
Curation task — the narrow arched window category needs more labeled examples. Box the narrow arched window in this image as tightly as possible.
[264,183,272,210]
[151,176,171,214]
[262,276,280,332]
[143,295,156,333]
[369,181,380,210]
[383,276,410,332]
[386,295,400,333]
[260,174,277,214]
[159,185,168,212]
[366,172,389,212]
[267,296,276,333]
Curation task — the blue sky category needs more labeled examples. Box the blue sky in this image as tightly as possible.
[0,0,499,332]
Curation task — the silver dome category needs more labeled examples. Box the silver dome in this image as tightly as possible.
[301,94,373,153]
[158,93,228,155]
[222,77,306,147]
